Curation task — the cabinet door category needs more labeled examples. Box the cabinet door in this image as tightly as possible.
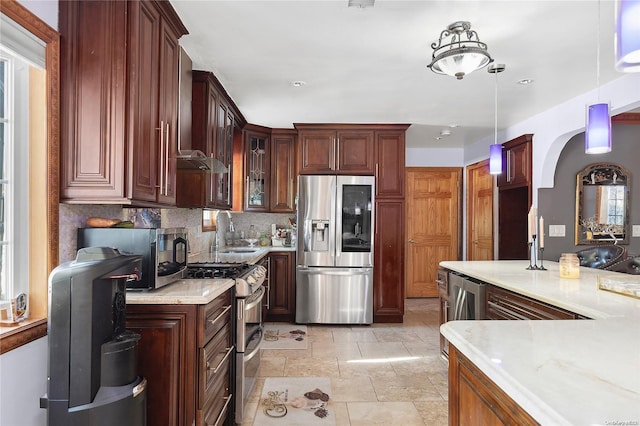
[156,17,180,205]
[298,130,335,174]
[373,200,405,322]
[497,134,532,189]
[59,0,128,203]
[266,252,295,322]
[375,130,405,197]
[128,0,162,204]
[126,305,198,426]
[336,130,374,174]
[270,133,297,212]
[245,130,270,211]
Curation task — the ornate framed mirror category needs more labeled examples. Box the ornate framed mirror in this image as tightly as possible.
[575,163,631,245]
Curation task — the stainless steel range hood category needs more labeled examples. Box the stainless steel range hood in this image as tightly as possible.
[176,150,228,173]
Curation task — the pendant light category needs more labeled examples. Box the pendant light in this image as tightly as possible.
[586,0,612,154]
[615,0,640,72]
[488,63,505,174]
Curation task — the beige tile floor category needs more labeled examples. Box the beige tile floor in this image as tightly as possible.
[243,298,449,426]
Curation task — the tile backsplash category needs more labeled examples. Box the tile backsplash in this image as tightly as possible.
[59,204,295,264]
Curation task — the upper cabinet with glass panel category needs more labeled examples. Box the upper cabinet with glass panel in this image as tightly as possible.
[575,163,631,245]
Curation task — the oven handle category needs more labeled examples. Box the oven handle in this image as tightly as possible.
[207,345,235,374]
[245,286,265,311]
[208,305,232,327]
[244,327,263,362]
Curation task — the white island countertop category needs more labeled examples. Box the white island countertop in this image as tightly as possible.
[440,260,640,426]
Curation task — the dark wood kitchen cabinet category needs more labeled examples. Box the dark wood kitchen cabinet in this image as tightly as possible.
[436,268,449,358]
[60,0,187,206]
[126,288,234,426]
[242,126,296,213]
[486,284,584,320]
[264,251,296,322]
[177,70,243,209]
[296,125,375,175]
[270,130,297,212]
[497,134,532,189]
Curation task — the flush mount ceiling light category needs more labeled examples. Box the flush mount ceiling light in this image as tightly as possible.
[348,0,375,8]
[428,21,493,80]
[615,0,640,72]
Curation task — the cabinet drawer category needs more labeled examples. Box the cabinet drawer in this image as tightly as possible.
[201,363,232,426]
[487,285,577,320]
[436,269,449,294]
[199,322,232,409]
[202,290,232,343]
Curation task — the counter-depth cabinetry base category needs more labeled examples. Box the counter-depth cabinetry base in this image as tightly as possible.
[126,288,233,426]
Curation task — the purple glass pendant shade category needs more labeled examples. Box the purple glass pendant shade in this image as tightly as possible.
[615,0,640,72]
[489,144,502,174]
[585,103,612,154]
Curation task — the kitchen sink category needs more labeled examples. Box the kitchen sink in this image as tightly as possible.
[217,248,258,253]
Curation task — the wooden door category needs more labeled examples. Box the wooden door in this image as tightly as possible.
[335,130,375,174]
[466,160,494,260]
[406,168,461,298]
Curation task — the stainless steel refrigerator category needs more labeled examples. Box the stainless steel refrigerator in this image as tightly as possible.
[296,175,374,324]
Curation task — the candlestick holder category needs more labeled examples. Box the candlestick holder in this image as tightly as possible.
[538,247,547,270]
[526,235,538,270]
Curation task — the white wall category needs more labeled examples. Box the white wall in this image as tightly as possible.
[0,3,56,425]
[0,337,48,426]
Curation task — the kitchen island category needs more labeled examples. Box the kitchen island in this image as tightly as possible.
[440,260,640,426]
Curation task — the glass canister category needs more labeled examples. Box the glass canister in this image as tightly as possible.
[559,253,580,279]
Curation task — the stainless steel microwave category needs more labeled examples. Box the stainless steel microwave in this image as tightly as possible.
[77,227,188,290]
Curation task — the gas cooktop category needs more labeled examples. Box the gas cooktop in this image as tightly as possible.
[186,262,253,279]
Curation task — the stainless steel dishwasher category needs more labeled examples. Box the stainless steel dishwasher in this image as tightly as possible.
[448,273,487,320]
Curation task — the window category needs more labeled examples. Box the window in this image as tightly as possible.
[0,2,59,354]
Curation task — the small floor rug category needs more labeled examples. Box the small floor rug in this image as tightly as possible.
[262,324,308,350]
[254,377,335,426]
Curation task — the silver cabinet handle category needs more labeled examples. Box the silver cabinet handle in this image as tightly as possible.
[408,239,415,243]
[158,121,164,193]
[265,257,271,310]
[208,304,232,327]
[206,345,234,374]
[210,393,233,426]
[245,175,250,208]
[165,122,170,195]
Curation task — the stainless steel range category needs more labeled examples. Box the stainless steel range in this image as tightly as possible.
[186,261,266,425]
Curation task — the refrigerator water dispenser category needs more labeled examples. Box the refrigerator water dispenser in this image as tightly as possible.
[310,220,330,251]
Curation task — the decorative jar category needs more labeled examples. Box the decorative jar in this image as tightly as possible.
[559,253,580,279]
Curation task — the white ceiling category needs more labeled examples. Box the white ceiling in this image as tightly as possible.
[171,0,626,149]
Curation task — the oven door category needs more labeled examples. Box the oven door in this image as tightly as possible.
[236,285,265,352]
[235,326,262,424]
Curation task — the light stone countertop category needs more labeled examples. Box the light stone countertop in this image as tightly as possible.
[439,260,640,425]
[126,246,296,306]
[126,278,235,305]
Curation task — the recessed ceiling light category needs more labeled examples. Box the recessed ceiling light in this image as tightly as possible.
[440,129,452,137]
[434,136,442,140]
[448,124,460,128]
[518,79,534,85]
[290,81,306,87]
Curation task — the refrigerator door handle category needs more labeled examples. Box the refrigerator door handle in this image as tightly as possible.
[296,267,372,275]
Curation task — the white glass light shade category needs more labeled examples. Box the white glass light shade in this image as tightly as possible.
[615,0,640,72]
[585,103,612,154]
[489,144,502,174]
[434,50,491,79]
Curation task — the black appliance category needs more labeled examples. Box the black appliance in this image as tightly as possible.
[77,227,188,290]
[41,247,147,426]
